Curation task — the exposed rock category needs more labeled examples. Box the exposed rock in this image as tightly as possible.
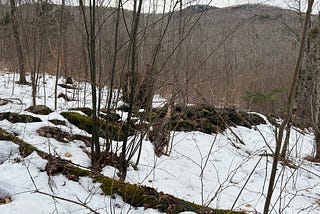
[60,112,126,141]
[37,126,91,147]
[25,105,53,115]
[0,112,41,123]
[49,119,66,126]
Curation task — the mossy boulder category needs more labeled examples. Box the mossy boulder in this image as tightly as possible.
[25,105,53,115]
[70,107,93,116]
[61,111,125,141]
[199,118,218,134]
[248,113,266,126]
[61,112,92,132]
[225,109,251,128]
[0,112,41,123]
[149,104,266,135]
[99,122,125,141]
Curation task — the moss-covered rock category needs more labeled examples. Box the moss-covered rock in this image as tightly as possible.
[248,113,266,126]
[199,118,217,134]
[37,126,92,147]
[37,126,71,143]
[61,111,125,141]
[25,105,53,115]
[226,109,251,128]
[171,120,196,132]
[61,112,93,132]
[0,112,41,123]
[100,122,125,141]
[149,104,266,135]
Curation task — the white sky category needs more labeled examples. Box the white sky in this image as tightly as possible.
[113,0,316,13]
[198,0,286,8]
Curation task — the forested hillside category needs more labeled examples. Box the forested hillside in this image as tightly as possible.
[0,1,319,213]
[0,2,304,112]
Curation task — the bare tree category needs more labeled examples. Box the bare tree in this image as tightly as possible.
[119,0,143,181]
[263,1,314,213]
[10,0,27,84]
[79,0,101,166]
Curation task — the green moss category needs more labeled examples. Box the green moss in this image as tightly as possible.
[100,122,125,141]
[199,118,216,134]
[61,111,125,141]
[95,175,244,214]
[148,105,266,135]
[68,167,91,181]
[0,127,43,157]
[61,112,93,133]
[25,105,53,115]
[0,112,42,123]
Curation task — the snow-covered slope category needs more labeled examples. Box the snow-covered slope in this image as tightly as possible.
[0,71,319,213]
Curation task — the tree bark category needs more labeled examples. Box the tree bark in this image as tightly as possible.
[119,0,143,181]
[263,1,314,213]
[10,0,27,84]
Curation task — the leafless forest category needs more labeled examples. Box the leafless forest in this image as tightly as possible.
[0,2,306,114]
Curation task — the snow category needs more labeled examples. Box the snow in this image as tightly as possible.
[0,71,319,213]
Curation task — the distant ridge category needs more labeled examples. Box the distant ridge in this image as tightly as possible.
[229,3,284,12]
[181,4,218,14]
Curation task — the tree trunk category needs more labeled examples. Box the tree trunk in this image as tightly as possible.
[10,0,27,84]
[119,0,143,181]
[79,0,100,167]
[263,1,314,213]
[313,15,320,159]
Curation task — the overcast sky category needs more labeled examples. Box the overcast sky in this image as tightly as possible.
[198,0,285,8]
[115,0,316,13]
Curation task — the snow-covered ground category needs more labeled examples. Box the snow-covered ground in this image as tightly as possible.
[0,71,319,213]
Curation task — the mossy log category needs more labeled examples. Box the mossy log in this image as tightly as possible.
[70,107,121,122]
[0,127,244,214]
